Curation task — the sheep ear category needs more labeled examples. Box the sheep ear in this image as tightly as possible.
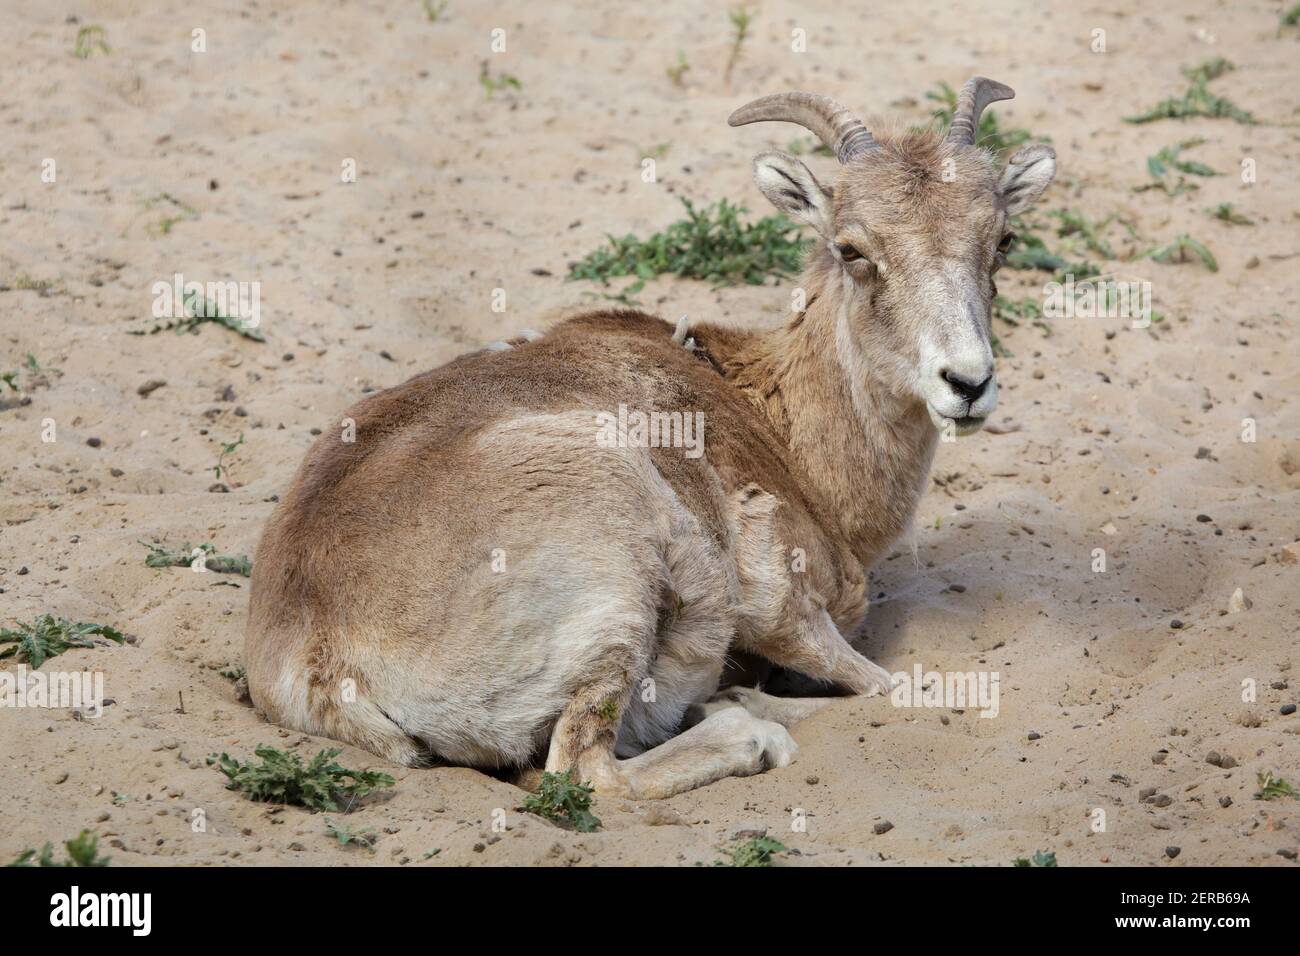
[751,151,833,238]
[999,144,1056,214]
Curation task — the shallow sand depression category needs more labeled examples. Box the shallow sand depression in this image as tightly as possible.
[1,0,1297,866]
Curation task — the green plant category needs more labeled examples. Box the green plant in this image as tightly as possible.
[568,197,809,297]
[666,50,690,87]
[1139,233,1218,272]
[421,0,448,21]
[7,830,111,867]
[142,193,198,236]
[1045,208,1116,259]
[478,60,521,99]
[325,818,378,851]
[142,540,252,576]
[723,7,753,86]
[208,746,396,812]
[1125,59,1255,125]
[926,81,1038,155]
[219,663,246,681]
[1281,3,1300,34]
[521,770,601,831]
[1003,219,1099,282]
[1208,203,1254,225]
[1136,139,1219,195]
[715,836,787,867]
[1013,849,1058,867]
[786,136,833,158]
[213,433,245,482]
[74,25,110,59]
[1253,771,1297,801]
[0,615,127,668]
[129,288,265,342]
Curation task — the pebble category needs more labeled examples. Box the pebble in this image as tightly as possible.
[1165,846,1180,859]
[1219,755,1237,769]
[1228,588,1251,613]
[1282,704,1297,716]
[805,775,819,785]
[1027,731,1042,741]
[1218,796,1232,808]
[1205,751,1222,766]
[137,379,166,396]
[1152,751,1168,764]
[873,821,894,835]
[1150,794,1173,808]
[1169,619,1184,630]
[1139,786,1157,801]
[1278,848,1298,860]
[86,437,102,448]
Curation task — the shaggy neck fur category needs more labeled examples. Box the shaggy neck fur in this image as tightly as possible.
[715,263,938,566]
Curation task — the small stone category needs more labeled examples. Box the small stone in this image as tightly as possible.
[1165,846,1180,859]
[1169,619,1184,630]
[85,437,102,448]
[1150,794,1173,808]
[137,379,166,396]
[1206,751,1222,766]
[209,483,229,493]
[1219,755,1238,769]
[1027,731,1041,741]
[1218,796,1232,808]
[1152,751,1168,764]
[1280,542,1300,565]
[1228,588,1251,613]
[1195,514,1212,523]
[1277,848,1298,860]
[1139,786,1157,801]
[805,775,820,785]
[873,820,894,835]
[728,823,768,841]
[1282,704,1297,716]
[1195,447,1211,459]
[52,771,69,785]
[109,468,124,477]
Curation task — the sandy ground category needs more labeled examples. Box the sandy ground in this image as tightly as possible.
[1,0,1297,867]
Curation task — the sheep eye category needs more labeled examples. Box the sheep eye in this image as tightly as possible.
[997,232,1016,255]
[837,243,863,263]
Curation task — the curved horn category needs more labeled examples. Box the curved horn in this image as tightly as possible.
[946,76,1015,146]
[728,92,878,163]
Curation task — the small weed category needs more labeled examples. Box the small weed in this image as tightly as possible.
[1004,219,1099,281]
[208,746,396,812]
[786,136,834,158]
[141,193,198,237]
[420,0,448,21]
[723,7,753,86]
[1208,202,1254,225]
[1013,850,1058,867]
[1253,771,1297,801]
[1281,3,1300,34]
[1045,208,1116,259]
[521,770,601,832]
[666,50,690,88]
[1126,59,1255,125]
[1139,233,1218,272]
[479,60,521,99]
[142,540,252,576]
[0,615,127,669]
[213,433,245,482]
[129,288,265,342]
[568,197,808,293]
[7,830,111,867]
[74,25,110,59]
[714,836,787,867]
[1137,138,1219,195]
[219,663,246,681]
[325,818,378,851]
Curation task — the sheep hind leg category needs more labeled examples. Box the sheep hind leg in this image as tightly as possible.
[547,699,797,800]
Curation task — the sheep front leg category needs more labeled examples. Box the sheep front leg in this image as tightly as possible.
[735,607,895,700]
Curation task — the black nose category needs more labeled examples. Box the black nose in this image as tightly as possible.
[942,368,993,404]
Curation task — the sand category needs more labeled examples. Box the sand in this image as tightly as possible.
[1,0,1297,867]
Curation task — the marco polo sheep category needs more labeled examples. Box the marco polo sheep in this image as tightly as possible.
[245,78,1055,797]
